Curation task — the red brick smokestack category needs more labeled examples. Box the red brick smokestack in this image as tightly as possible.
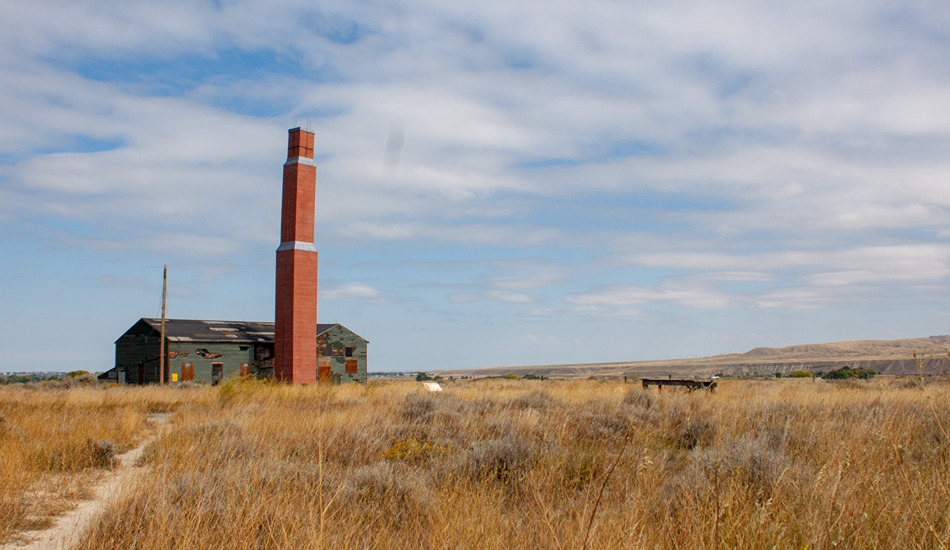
[275,127,318,383]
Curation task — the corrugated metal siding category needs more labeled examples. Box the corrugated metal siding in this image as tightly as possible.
[115,334,161,384]
[167,342,253,384]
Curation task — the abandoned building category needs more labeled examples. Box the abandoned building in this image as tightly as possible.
[100,318,368,385]
[102,127,369,386]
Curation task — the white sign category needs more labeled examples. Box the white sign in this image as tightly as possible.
[423,382,443,392]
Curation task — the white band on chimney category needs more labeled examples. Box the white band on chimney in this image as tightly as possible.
[284,157,316,167]
[277,241,318,252]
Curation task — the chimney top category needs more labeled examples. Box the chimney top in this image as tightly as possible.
[287,127,315,160]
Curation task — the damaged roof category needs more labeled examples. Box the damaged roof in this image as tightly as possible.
[120,318,362,344]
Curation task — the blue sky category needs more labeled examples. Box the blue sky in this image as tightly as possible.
[2,0,949,372]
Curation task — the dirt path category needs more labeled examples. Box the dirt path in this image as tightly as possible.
[2,413,170,550]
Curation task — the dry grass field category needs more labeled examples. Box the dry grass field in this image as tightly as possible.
[2,377,949,549]
[0,383,194,545]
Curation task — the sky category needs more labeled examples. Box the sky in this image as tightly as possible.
[1,1,949,373]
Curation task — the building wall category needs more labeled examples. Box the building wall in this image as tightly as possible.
[114,333,161,384]
[317,325,368,383]
[168,341,254,385]
[114,320,366,385]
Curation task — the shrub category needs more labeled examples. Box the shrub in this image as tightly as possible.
[173,420,252,462]
[561,447,604,489]
[382,439,449,462]
[582,410,633,439]
[823,366,875,380]
[216,376,271,405]
[672,417,717,450]
[689,435,790,502]
[401,393,436,421]
[35,373,100,389]
[622,388,655,410]
[341,461,433,523]
[453,435,532,484]
[787,370,813,378]
[87,439,117,469]
[505,390,552,410]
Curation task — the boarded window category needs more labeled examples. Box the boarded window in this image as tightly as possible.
[318,358,332,382]
[182,363,194,382]
[240,362,250,378]
[345,358,358,374]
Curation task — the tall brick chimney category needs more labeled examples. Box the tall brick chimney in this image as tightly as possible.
[275,127,318,383]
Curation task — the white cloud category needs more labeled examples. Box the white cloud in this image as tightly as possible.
[448,293,479,303]
[620,244,950,285]
[446,289,539,304]
[755,287,836,310]
[567,305,646,318]
[521,307,557,317]
[488,273,563,289]
[565,282,733,310]
[321,282,381,300]
[484,290,538,304]
[3,0,950,370]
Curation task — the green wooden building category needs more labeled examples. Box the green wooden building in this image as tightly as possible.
[101,318,368,385]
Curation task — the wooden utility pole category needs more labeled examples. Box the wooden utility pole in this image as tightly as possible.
[159,265,167,386]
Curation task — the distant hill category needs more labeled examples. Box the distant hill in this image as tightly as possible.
[434,335,950,378]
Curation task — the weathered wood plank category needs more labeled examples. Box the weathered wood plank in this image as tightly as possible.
[641,378,717,392]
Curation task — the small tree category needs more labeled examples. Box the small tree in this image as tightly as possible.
[823,366,875,380]
[415,372,431,382]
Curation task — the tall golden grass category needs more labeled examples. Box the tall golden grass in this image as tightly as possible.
[0,384,206,544]
[5,377,949,548]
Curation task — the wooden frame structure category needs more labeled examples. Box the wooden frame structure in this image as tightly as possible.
[641,378,717,392]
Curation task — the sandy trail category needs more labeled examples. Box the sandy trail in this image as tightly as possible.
[2,413,170,550]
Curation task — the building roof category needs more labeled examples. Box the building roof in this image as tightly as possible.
[119,318,366,344]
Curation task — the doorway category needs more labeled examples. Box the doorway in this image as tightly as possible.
[211,363,224,385]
